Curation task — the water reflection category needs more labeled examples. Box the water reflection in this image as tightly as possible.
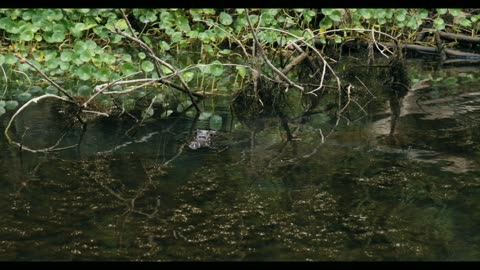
[1,63,480,261]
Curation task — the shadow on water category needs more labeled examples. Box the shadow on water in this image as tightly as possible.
[1,60,480,261]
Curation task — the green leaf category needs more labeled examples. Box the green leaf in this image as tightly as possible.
[436,9,448,15]
[60,50,73,61]
[122,54,132,62]
[359,9,373,19]
[140,36,152,48]
[77,64,94,81]
[209,115,223,130]
[309,113,330,128]
[29,86,42,95]
[79,49,94,62]
[170,31,183,43]
[433,17,445,30]
[372,9,386,19]
[74,22,86,32]
[198,32,210,43]
[0,106,5,116]
[181,71,194,82]
[115,19,128,31]
[219,49,231,55]
[85,40,97,50]
[121,63,137,75]
[458,17,472,27]
[303,9,316,23]
[4,53,17,65]
[0,54,5,65]
[199,111,212,120]
[19,29,34,41]
[96,67,112,82]
[321,9,333,16]
[176,103,185,112]
[330,10,342,22]
[100,53,115,65]
[418,9,429,20]
[236,66,246,79]
[449,9,461,16]
[60,61,70,71]
[186,30,198,39]
[5,100,18,111]
[17,92,31,102]
[141,60,154,72]
[333,35,342,43]
[53,23,66,33]
[138,52,146,60]
[142,108,154,119]
[395,9,407,22]
[384,9,393,19]
[209,61,224,77]
[77,85,91,96]
[319,17,333,29]
[161,65,173,75]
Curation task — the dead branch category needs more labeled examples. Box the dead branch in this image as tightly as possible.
[16,55,74,101]
[275,52,308,81]
[4,94,74,144]
[245,9,304,92]
[114,9,200,111]
[197,19,250,58]
[83,71,142,108]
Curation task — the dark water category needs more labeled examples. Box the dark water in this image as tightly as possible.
[1,62,480,261]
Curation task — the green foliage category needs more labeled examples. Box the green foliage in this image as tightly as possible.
[0,8,477,114]
[209,114,223,130]
[4,100,19,110]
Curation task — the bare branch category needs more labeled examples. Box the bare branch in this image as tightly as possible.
[83,71,142,108]
[16,55,74,101]
[111,24,201,112]
[4,94,74,144]
[197,19,250,58]
[245,9,304,92]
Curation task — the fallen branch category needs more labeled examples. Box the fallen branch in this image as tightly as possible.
[275,51,308,81]
[15,55,75,101]
[4,93,74,145]
[245,9,304,92]
[344,39,480,60]
[114,10,200,112]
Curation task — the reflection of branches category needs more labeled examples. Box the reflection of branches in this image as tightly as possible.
[92,155,160,219]
[125,95,157,137]
[4,94,74,146]
[97,131,160,155]
[163,143,186,166]
[267,128,326,168]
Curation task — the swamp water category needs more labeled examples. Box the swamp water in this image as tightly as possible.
[1,60,480,261]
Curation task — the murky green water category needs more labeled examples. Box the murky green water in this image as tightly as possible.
[1,61,480,261]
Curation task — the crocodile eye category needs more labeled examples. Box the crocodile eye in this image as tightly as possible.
[189,141,201,150]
